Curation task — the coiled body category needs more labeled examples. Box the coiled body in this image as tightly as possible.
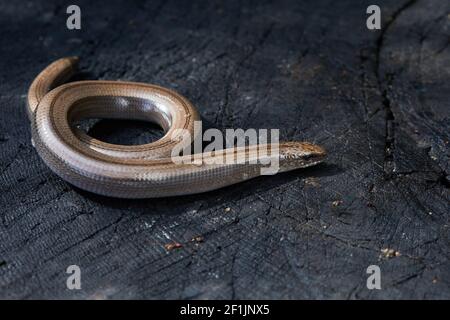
[27,57,326,198]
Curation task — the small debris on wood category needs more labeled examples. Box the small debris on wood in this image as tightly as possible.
[332,200,343,207]
[304,177,320,187]
[224,207,231,212]
[380,248,401,259]
[191,236,204,243]
[432,277,438,284]
[164,242,183,251]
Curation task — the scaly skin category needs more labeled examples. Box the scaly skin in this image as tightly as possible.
[27,57,326,198]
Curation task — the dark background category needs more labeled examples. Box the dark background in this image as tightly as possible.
[0,0,449,299]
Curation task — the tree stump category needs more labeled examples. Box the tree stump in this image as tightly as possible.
[0,0,448,299]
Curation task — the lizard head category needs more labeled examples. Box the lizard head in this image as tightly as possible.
[278,141,326,172]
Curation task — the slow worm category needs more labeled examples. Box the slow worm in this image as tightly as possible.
[27,57,326,198]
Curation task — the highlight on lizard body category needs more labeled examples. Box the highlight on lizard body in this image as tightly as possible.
[27,57,326,198]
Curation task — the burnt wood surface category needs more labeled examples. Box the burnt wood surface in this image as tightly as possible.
[0,0,449,299]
